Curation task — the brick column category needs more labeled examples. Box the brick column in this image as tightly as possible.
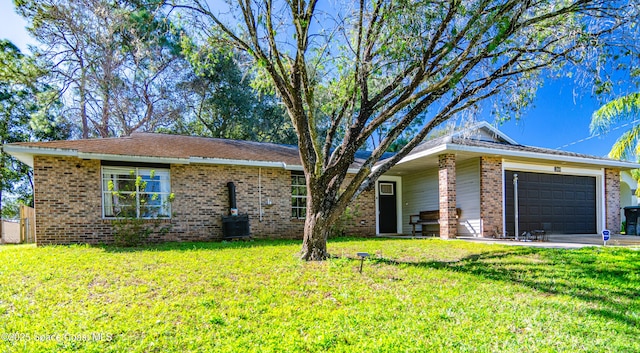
[438,154,457,239]
[605,168,621,234]
[480,157,503,238]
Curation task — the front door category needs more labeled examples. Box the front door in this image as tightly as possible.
[378,181,397,233]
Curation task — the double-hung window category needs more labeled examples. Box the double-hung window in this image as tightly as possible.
[291,172,307,219]
[102,166,171,219]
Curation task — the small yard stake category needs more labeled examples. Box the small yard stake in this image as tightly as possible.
[602,229,610,246]
[357,252,370,273]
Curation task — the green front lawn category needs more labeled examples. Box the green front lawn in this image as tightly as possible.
[0,239,638,352]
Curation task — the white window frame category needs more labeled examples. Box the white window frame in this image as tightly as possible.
[101,166,172,219]
[379,182,395,195]
[291,172,307,219]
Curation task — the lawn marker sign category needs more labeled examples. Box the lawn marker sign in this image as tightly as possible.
[602,230,610,246]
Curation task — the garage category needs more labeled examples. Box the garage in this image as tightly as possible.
[505,170,597,235]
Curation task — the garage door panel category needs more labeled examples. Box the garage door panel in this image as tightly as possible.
[505,171,596,234]
[539,190,552,199]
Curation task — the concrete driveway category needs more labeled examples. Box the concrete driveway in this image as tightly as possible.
[459,233,640,249]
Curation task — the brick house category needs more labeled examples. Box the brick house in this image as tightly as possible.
[2,122,638,245]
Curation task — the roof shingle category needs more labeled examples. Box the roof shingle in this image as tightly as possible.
[10,133,304,165]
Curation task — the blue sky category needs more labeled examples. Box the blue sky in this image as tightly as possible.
[0,0,634,159]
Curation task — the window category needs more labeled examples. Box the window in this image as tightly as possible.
[291,173,307,219]
[102,167,171,219]
[379,182,394,195]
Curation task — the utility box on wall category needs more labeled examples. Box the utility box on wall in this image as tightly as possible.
[221,214,251,240]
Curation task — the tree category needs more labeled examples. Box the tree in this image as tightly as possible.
[590,92,640,160]
[171,0,638,260]
[0,40,69,223]
[174,47,297,143]
[590,91,640,196]
[15,0,187,138]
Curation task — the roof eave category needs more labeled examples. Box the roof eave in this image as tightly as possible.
[1,144,306,169]
[446,143,640,170]
[2,145,78,167]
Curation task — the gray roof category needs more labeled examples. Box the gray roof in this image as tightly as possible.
[396,132,639,170]
[412,134,615,161]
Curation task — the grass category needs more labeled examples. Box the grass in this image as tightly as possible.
[0,238,639,352]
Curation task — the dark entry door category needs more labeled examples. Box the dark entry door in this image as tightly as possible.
[378,181,397,233]
[505,171,597,234]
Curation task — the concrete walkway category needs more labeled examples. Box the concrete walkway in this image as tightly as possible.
[458,233,640,249]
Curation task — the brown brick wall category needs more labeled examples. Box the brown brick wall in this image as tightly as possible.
[34,156,107,245]
[438,154,457,239]
[32,156,375,244]
[605,168,621,234]
[480,157,503,237]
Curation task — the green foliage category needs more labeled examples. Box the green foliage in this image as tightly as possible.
[589,92,640,194]
[0,39,70,209]
[110,217,172,247]
[329,205,360,238]
[590,92,640,160]
[0,197,21,219]
[175,42,297,144]
[0,239,639,351]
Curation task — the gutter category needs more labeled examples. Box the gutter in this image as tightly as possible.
[81,152,189,165]
[189,156,287,168]
[2,145,78,157]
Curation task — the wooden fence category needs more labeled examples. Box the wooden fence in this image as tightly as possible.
[20,205,35,243]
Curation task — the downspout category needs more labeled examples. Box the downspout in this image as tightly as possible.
[259,167,263,222]
[514,173,519,241]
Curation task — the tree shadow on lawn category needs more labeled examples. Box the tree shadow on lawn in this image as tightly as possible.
[370,247,640,328]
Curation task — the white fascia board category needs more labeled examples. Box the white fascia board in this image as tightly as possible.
[395,144,449,165]
[284,164,304,171]
[447,144,640,170]
[2,144,78,157]
[503,161,604,177]
[82,153,190,165]
[189,156,286,168]
[1,145,78,167]
[284,163,360,174]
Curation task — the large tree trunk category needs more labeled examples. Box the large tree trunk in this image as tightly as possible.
[79,75,89,139]
[300,211,332,261]
[299,182,350,261]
